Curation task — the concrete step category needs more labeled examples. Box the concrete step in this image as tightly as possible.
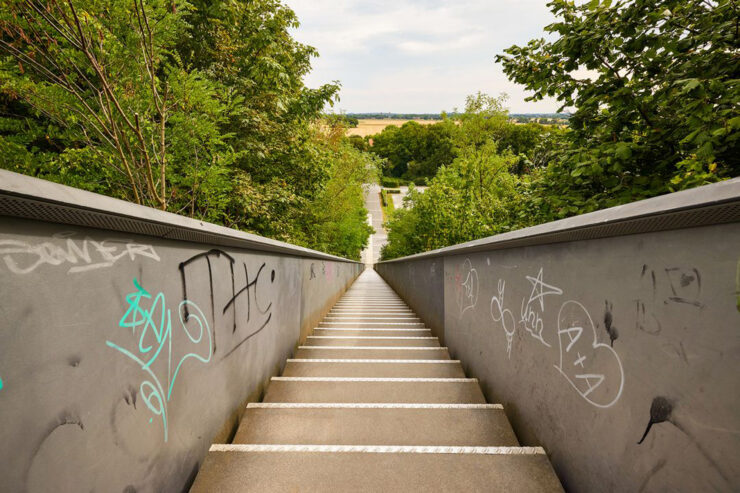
[304,336,440,347]
[342,294,399,297]
[328,313,416,317]
[234,404,519,446]
[335,300,405,303]
[191,446,564,492]
[293,346,451,360]
[282,359,465,378]
[319,321,426,328]
[312,328,432,337]
[328,310,416,315]
[332,305,409,309]
[323,316,421,322]
[334,301,407,304]
[262,377,486,403]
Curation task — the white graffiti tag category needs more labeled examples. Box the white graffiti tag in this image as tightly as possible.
[490,280,517,358]
[455,258,479,316]
[520,268,563,347]
[0,232,159,274]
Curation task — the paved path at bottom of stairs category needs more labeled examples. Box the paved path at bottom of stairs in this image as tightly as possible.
[191,269,563,492]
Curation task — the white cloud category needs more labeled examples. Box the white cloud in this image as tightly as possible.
[286,0,562,113]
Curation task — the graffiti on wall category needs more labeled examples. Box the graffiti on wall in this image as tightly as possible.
[178,249,275,359]
[457,259,625,408]
[0,232,159,274]
[489,267,563,357]
[454,259,479,316]
[106,249,277,442]
[106,279,212,442]
[635,264,705,338]
[555,300,624,408]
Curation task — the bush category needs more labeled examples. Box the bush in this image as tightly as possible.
[381,176,405,188]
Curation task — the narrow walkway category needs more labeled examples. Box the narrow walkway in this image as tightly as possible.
[362,184,387,264]
[191,270,563,491]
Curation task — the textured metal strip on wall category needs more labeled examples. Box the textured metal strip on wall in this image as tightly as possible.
[0,191,352,262]
[381,192,740,262]
[478,202,740,252]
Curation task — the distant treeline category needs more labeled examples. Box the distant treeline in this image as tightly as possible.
[344,112,570,121]
[346,113,451,120]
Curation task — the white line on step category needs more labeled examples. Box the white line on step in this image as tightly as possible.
[286,359,460,363]
[271,377,477,382]
[307,336,437,340]
[246,403,503,409]
[313,328,430,332]
[209,444,545,455]
[324,317,420,320]
[319,322,424,327]
[329,312,415,315]
[315,328,428,331]
[298,346,447,350]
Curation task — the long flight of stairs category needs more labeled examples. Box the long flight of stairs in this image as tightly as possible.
[191,269,563,492]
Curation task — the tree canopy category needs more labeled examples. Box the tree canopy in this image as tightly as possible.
[382,0,738,260]
[0,0,375,259]
[496,0,739,218]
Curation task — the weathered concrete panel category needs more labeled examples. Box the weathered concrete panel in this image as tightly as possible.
[376,258,444,343]
[377,180,740,492]
[0,175,360,492]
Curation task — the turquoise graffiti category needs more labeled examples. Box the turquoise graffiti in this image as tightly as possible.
[107,279,212,442]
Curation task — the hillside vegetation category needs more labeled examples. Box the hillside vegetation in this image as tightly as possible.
[0,0,377,260]
[380,0,738,259]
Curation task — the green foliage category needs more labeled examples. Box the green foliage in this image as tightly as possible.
[379,188,395,223]
[382,143,521,260]
[369,119,457,180]
[301,125,379,259]
[347,134,368,152]
[383,1,738,260]
[497,0,739,220]
[381,98,528,259]
[380,176,406,188]
[367,94,556,185]
[0,0,374,259]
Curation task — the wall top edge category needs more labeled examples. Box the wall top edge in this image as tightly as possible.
[0,169,358,263]
[378,177,740,264]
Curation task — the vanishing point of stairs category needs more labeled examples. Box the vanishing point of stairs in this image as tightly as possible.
[191,270,563,492]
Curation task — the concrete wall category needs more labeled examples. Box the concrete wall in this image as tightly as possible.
[377,179,740,492]
[376,257,444,343]
[0,171,361,492]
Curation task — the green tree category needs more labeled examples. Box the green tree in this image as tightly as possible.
[0,0,373,258]
[381,143,520,259]
[0,0,211,209]
[496,0,739,220]
[369,120,457,180]
[381,96,530,259]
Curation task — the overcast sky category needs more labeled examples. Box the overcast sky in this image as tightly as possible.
[286,0,562,114]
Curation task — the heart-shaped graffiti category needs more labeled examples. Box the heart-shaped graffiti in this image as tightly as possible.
[555,300,624,408]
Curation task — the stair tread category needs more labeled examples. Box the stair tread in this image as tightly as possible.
[294,347,451,359]
[233,406,520,446]
[190,269,563,492]
[282,360,465,377]
[262,379,486,403]
[312,329,432,337]
[304,336,440,347]
[190,448,564,492]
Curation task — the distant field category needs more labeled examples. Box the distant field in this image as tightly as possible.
[347,119,441,137]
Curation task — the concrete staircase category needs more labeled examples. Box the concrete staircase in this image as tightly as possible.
[191,269,563,492]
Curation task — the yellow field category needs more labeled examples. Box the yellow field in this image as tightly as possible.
[346,119,441,137]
